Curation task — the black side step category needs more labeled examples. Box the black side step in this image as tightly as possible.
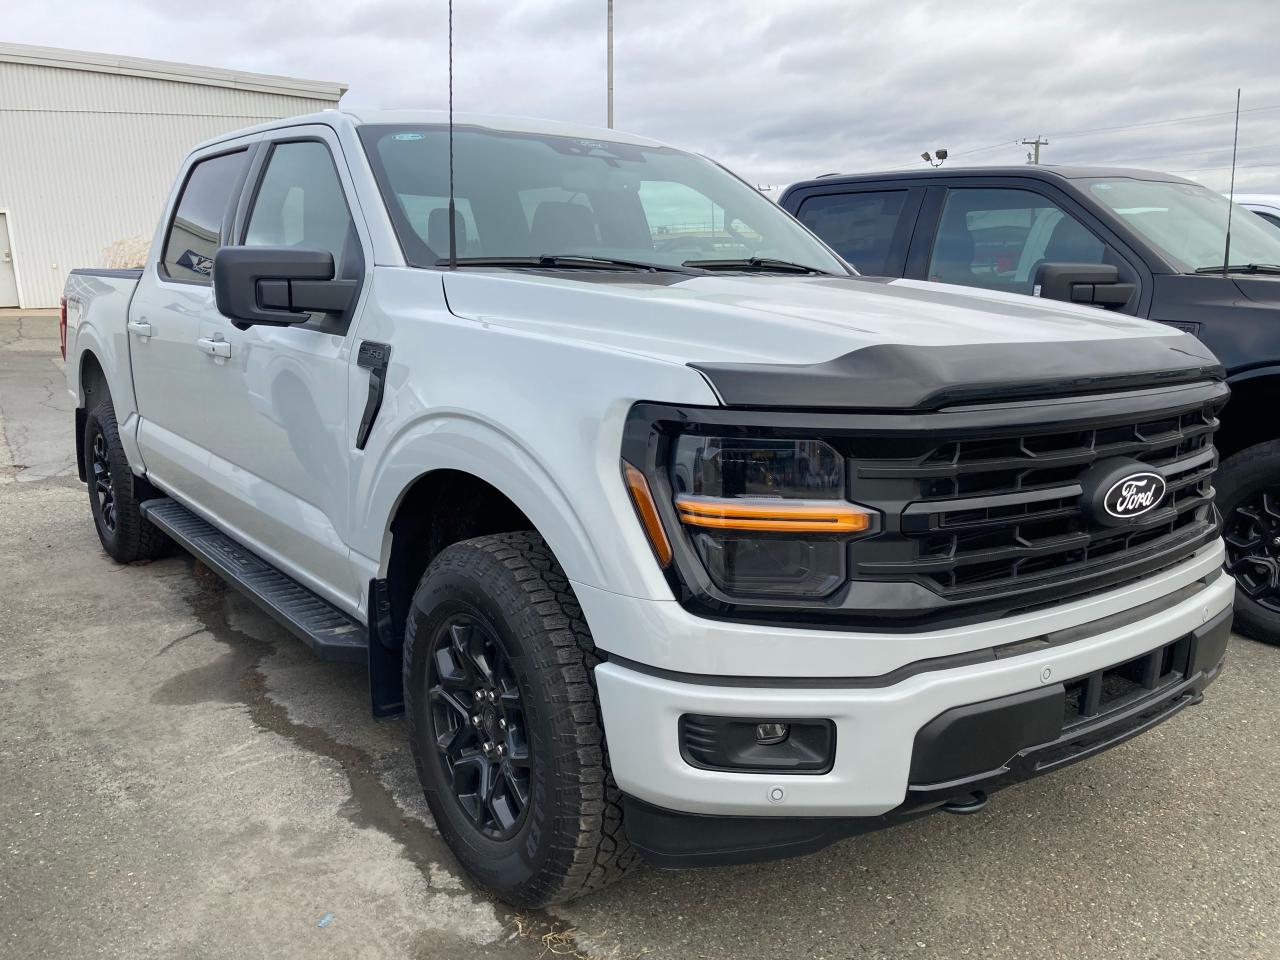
[141,497,367,664]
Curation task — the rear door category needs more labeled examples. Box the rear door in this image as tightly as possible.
[788,183,924,276]
[188,126,369,608]
[130,142,256,499]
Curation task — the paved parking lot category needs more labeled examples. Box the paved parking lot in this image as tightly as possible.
[2,312,1278,959]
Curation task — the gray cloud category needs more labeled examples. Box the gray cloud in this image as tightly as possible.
[8,0,1280,192]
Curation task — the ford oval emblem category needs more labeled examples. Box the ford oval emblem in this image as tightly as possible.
[1103,472,1167,519]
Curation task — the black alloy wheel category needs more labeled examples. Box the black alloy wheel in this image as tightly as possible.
[90,429,117,534]
[1224,487,1280,613]
[427,614,531,840]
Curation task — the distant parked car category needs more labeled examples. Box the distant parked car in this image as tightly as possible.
[780,166,1280,644]
[1235,194,1280,230]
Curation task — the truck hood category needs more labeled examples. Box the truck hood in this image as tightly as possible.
[442,270,1221,408]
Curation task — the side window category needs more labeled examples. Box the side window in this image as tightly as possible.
[162,150,249,283]
[928,188,1105,295]
[796,191,907,275]
[245,141,359,276]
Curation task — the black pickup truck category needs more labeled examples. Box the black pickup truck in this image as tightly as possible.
[781,166,1280,643]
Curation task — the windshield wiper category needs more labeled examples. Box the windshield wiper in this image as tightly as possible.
[1193,263,1280,275]
[437,255,691,273]
[681,256,833,275]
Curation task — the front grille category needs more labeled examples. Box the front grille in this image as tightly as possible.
[846,389,1224,608]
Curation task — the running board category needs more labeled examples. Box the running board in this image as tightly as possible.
[141,497,367,664]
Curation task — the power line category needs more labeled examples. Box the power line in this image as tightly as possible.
[943,102,1280,166]
[1169,160,1280,174]
[1080,141,1280,168]
[1047,103,1280,142]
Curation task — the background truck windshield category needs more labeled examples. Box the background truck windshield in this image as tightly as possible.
[359,124,847,273]
[1086,178,1280,273]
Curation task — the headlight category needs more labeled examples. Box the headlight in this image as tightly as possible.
[653,436,875,598]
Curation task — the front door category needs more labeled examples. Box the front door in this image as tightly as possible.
[0,214,18,307]
[191,129,368,609]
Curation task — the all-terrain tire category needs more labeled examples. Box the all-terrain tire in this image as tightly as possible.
[83,392,171,563]
[1216,440,1280,645]
[404,531,638,906]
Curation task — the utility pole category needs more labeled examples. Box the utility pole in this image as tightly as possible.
[606,0,614,128]
[1022,136,1048,164]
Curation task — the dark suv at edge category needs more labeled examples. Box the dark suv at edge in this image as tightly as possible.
[781,166,1280,643]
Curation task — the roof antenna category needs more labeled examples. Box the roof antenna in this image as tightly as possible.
[447,0,457,270]
[1222,88,1241,279]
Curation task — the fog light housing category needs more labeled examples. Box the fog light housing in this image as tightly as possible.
[680,715,834,774]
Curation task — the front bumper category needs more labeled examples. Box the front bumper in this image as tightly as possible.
[593,549,1233,864]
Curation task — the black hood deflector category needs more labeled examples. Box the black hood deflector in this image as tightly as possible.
[691,333,1224,410]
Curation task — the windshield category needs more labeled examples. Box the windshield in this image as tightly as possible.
[358,124,847,274]
[1084,177,1280,273]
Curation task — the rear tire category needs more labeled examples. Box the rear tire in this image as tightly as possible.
[404,531,637,906]
[83,392,171,563]
[1217,440,1280,645]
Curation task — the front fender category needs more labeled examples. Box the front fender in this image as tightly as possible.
[351,410,609,590]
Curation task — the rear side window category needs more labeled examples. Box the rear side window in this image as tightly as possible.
[162,150,249,283]
[796,191,908,275]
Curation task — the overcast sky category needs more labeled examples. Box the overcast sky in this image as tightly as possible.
[9,0,1280,192]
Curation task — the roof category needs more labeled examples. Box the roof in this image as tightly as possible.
[342,108,667,146]
[795,165,1195,189]
[0,41,345,101]
[192,107,671,152]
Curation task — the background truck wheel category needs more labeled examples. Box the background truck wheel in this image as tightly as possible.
[83,393,171,563]
[1218,440,1280,645]
[404,531,637,906]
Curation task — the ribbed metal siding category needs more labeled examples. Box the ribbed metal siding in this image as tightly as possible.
[0,60,341,307]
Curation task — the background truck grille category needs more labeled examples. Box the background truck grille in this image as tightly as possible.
[847,395,1222,605]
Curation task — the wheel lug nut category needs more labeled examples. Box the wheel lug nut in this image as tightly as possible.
[472,714,482,726]
[495,744,506,757]
[473,690,484,703]
[482,741,494,754]
[486,690,496,703]
[498,718,507,730]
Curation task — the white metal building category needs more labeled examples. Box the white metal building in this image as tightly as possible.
[0,43,346,308]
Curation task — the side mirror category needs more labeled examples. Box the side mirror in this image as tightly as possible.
[1034,262,1135,309]
[213,246,357,326]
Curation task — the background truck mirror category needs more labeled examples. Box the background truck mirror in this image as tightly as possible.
[1035,262,1135,309]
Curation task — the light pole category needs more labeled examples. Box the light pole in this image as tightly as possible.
[607,0,614,128]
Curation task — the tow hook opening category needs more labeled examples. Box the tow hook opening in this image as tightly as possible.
[940,790,989,815]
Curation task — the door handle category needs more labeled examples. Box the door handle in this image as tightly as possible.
[196,336,231,358]
[127,320,152,338]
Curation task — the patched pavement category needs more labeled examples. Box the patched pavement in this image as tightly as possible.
[2,314,1277,959]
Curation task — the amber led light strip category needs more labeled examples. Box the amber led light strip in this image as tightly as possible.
[675,496,872,533]
[622,461,674,567]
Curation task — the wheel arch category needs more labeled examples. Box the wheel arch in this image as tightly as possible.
[1219,369,1280,461]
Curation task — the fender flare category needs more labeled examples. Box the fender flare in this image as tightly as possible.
[70,322,146,474]
[353,411,608,589]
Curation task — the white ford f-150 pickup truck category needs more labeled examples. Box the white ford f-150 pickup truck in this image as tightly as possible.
[63,109,1233,906]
